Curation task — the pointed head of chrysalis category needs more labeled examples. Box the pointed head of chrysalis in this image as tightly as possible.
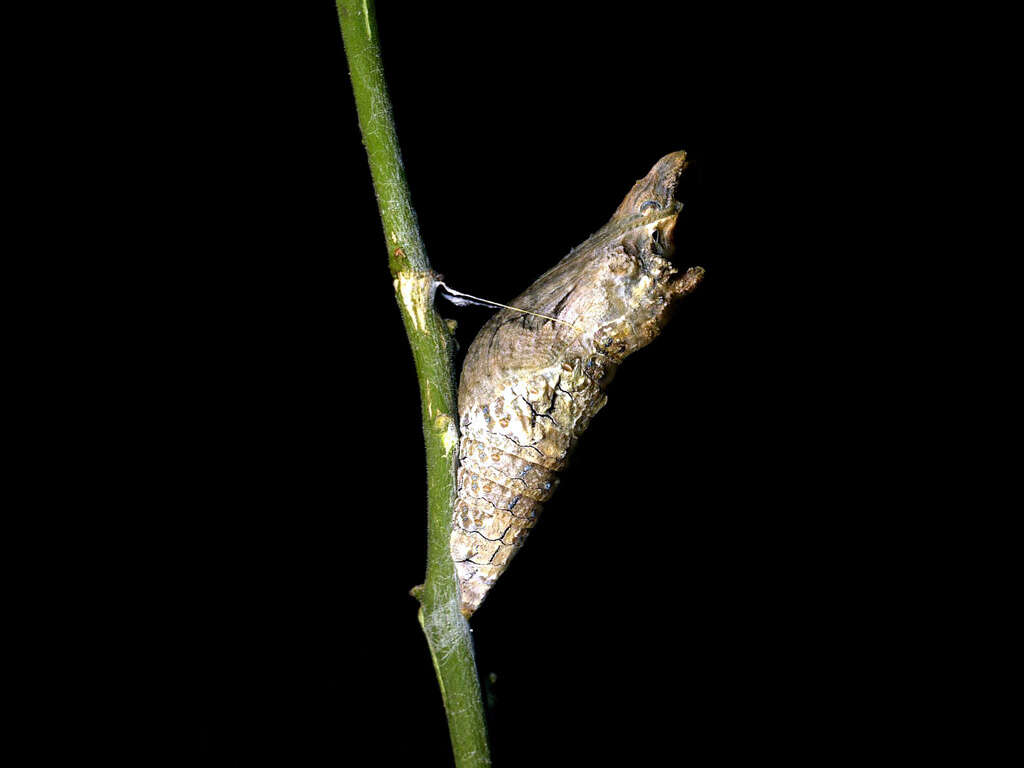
[609,149,689,228]
[575,151,702,361]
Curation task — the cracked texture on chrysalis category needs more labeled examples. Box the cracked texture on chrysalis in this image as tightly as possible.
[452,151,704,617]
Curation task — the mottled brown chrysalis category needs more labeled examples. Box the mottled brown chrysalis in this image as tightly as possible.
[452,151,703,616]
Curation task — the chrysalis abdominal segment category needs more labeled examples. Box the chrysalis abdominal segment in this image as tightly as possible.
[452,151,703,617]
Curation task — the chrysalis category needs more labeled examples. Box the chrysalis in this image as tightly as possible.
[452,151,704,616]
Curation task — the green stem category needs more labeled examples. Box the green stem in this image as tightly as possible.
[335,2,491,766]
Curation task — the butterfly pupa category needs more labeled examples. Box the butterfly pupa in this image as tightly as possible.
[452,151,704,617]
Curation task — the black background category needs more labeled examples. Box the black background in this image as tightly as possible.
[164,2,901,765]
